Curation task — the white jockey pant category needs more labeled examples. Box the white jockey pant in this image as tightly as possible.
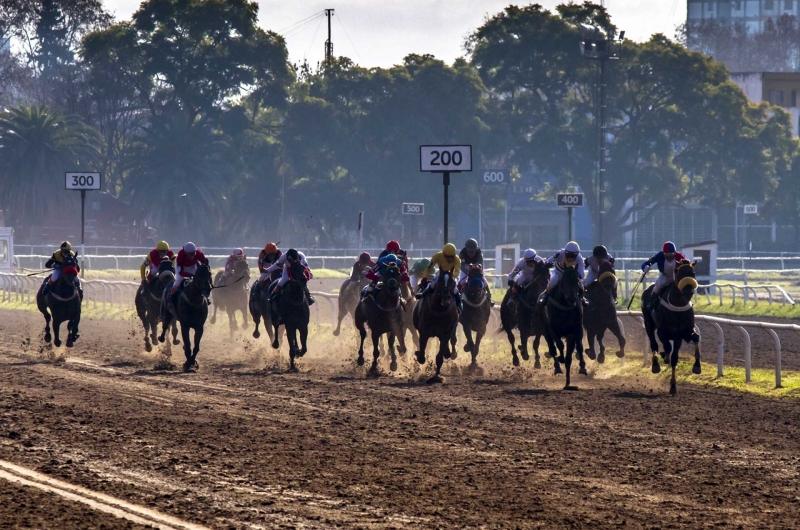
[458,269,488,288]
[653,272,674,294]
[584,267,599,285]
[546,268,584,292]
[149,264,159,278]
[50,268,62,282]
[258,271,271,284]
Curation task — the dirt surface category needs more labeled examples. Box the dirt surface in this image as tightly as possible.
[1,308,800,529]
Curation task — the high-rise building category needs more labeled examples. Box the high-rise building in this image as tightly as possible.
[687,0,798,33]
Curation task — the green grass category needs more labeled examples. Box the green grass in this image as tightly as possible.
[620,295,799,319]
[0,298,136,320]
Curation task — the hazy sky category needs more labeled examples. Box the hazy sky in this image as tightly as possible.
[103,0,687,68]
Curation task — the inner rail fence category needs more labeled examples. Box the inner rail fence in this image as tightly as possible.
[1,272,793,389]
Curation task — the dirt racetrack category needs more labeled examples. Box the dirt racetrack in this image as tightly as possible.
[1,307,800,529]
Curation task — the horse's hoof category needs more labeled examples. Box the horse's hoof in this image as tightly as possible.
[210,317,216,325]
[271,340,280,350]
[158,336,165,344]
[534,359,541,370]
[597,351,605,364]
[253,330,260,339]
[172,339,180,346]
[556,355,565,364]
[44,333,51,343]
[357,355,365,367]
[660,351,668,363]
[182,361,193,373]
[54,339,62,347]
[563,385,579,391]
[586,349,597,361]
[652,358,661,374]
[449,350,458,360]
[579,366,588,376]
[670,382,677,395]
[390,360,398,372]
[145,343,153,352]
[467,363,484,376]
[692,362,702,375]
[426,375,444,384]
[512,355,520,367]
[297,348,307,358]
[544,351,552,359]
[332,328,340,337]
[443,349,451,360]
[368,365,380,377]
[616,347,625,358]
[554,363,563,375]
[520,350,529,361]
[66,340,74,348]
[414,351,425,365]
[463,343,472,353]
[397,345,407,355]
[289,365,298,373]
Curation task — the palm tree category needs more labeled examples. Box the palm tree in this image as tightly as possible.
[0,105,102,227]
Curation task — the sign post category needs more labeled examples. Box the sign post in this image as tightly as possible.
[420,145,472,244]
[744,205,757,260]
[402,203,424,246]
[65,172,101,277]
[557,193,585,241]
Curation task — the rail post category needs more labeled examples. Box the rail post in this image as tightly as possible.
[735,326,751,383]
[764,328,781,388]
[708,322,724,377]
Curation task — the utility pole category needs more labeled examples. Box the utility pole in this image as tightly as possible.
[324,9,334,64]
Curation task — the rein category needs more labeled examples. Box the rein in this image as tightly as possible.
[50,290,78,302]
[212,275,246,290]
[180,290,208,309]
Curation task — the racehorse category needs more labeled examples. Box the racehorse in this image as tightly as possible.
[249,269,281,344]
[211,259,250,335]
[500,260,549,368]
[459,265,491,369]
[584,261,625,363]
[333,270,370,336]
[159,264,213,372]
[135,261,179,351]
[413,271,459,383]
[354,264,407,374]
[641,260,701,395]
[541,266,587,389]
[37,264,81,348]
[271,261,310,372]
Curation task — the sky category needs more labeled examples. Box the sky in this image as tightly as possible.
[103,0,688,68]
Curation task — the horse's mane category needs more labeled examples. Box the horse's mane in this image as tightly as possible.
[598,261,615,274]
[676,260,695,280]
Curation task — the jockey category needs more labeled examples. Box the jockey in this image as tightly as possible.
[507,248,544,289]
[641,241,686,310]
[170,242,208,297]
[257,243,282,287]
[222,248,246,281]
[377,240,408,270]
[343,252,374,291]
[415,243,463,313]
[409,258,432,292]
[585,245,617,302]
[458,238,493,306]
[362,253,409,300]
[43,241,81,297]
[140,240,175,283]
[540,241,586,306]
[267,248,315,305]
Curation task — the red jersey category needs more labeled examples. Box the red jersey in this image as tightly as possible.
[176,248,207,277]
[147,248,175,267]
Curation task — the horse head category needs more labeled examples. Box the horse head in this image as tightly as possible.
[557,265,581,306]
[194,264,213,298]
[433,272,454,308]
[234,258,250,280]
[674,260,698,304]
[382,263,401,292]
[597,260,617,293]
[289,261,308,287]
[464,265,485,302]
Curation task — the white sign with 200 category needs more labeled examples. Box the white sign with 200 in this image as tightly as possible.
[419,145,472,172]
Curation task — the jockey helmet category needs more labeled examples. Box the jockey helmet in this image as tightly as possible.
[412,258,430,273]
[565,241,580,253]
[384,254,398,263]
[359,252,371,263]
[593,245,608,259]
[523,248,537,261]
[662,241,676,253]
[264,242,278,254]
[386,240,401,253]
[233,248,244,257]
[183,242,197,254]
[156,240,170,251]
[60,241,72,251]
[465,238,479,252]
[443,243,457,257]
[286,248,300,261]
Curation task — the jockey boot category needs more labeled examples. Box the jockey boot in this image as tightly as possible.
[42,281,53,297]
[647,292,661,311]
[169,287,178,307]
[305,287,315,306]
[75,279,84,301]
[414,283,432,300]
[538,291,551,307]
[455,291,464,314]
[486,288,495,307]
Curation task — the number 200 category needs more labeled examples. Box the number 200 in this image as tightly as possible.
[430,150,463,167]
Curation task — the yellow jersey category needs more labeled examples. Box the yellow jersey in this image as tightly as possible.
[423,251,461,279]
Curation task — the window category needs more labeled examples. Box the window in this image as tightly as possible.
[768,89,785,105]
[786,0,793,9]
[765,0,775,10]
[792,90,798,107]
[734,0,743,9]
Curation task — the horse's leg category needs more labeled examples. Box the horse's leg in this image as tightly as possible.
[555,337,566,364]
[532,334,542,369]
[427,337,446,384]
[577,332,587,376]
[288,326,298,372]
[171,320,180,345]
[462,322,474,353]
[585,328,597,361]
[66,315,80,348]
[369,329,381,374]
[333,303,347,337]
[596,329,606,364]
[228,308,238,335]
[415,333,430,365]
[137,302,152,352]
[356,323,367,367]
[388,333,398,372]
[563,337,574,390]
[515,330,527,367]
[670,339,682,395]
[210,299,217,325]
[252,308,261,339]
[608,318,625,358]
[191,323,204,369]
[449,327,457,360]
[472,328,484,366]
[544,328,562,376]
[180,323,192,371]
[42,310,52,344]
[691,330,701,375]
[53,318,62,348]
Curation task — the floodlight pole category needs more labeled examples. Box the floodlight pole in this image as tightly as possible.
[443,171,450,245]
[80,190,86,278]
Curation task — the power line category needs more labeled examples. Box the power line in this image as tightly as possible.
[282,13,324,39]
[304,14,325,60]
[278,11,323,34]
[336,13,363,64]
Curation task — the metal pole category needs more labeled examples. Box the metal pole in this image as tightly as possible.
[443,172,450,244]
[568,206,573,241]
[599,57,607,244]
[478,188,482,246]
[504,196,508,242]
[357,211,363,256]
[80,190,85,278]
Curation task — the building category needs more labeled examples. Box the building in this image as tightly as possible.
[687,0,800,32]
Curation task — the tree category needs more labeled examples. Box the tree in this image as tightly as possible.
[0,104,101,227]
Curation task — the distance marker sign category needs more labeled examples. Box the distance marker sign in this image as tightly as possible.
[419,145,472,172]
[556,193,584,207]
[65,172,102,190]
[402,203,424,215]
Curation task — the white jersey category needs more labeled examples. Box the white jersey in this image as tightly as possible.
[508,256,544,285]
[545,250,585,279]
[265,252,310,275]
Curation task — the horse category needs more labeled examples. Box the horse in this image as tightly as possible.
[37,265,81,348]
[584,261,626,363]
[459,265,491,370]
[641,260,701,395]
[413,271,459,383]
[541,266,587,389]
[249,269,282,344]
[159,264,213,372]
[333,270,370,336]
[134,261,179,351]
[354,264,407,374]
[499,260,550,368]
[270,261,310,372]
[211,259,250,335]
